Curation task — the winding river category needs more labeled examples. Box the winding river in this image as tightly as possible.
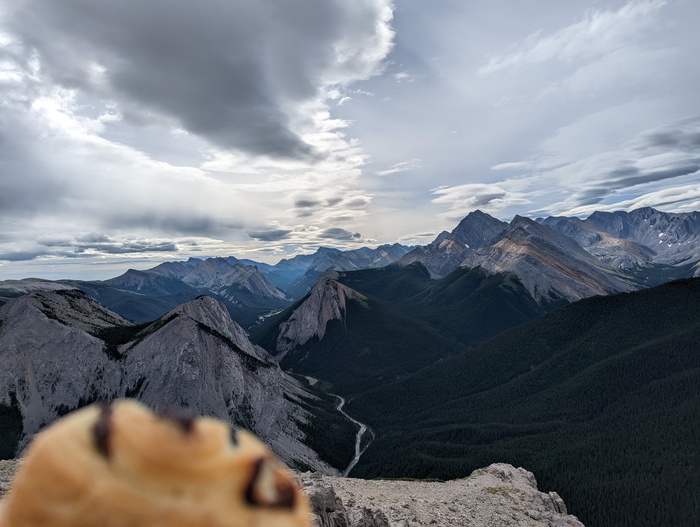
[335,395,373,477]
[304,376,373,476]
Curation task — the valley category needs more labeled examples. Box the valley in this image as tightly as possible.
[1,207,699,527]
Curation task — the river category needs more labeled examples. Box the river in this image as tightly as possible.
[335,395,373,477]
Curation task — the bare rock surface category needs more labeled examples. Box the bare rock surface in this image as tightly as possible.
[301,463,584,527]
[0,460,583,526]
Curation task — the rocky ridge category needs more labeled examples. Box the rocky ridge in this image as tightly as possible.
[0,461,583,526]
[274,273,367,359]
[301,463,584,527]
[462,216,636,303]
[0,291,336,473]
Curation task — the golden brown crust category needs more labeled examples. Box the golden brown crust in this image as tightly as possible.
[0,400,311,527]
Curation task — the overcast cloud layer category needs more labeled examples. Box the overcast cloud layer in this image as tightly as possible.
[1,0,699,279]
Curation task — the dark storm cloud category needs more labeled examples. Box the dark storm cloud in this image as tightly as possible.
[35,233,179,255]
[6,0,392,158]
[295,198,324,208]
[636,117,700,151]
[572,162,700,206]
[0,251,43,262]
[247,229,293,242]
[320,227,362,240]
[108,213,225,236]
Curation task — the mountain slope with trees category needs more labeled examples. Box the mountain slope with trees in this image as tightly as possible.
[348,278,700,527]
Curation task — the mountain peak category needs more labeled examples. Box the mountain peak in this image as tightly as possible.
[274,278,366,358]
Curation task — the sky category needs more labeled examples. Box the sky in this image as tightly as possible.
[1,0,699,279]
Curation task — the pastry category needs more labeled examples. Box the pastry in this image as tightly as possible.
[0,399,311,527]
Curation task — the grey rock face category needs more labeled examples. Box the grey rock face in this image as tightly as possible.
[0,291,128,440]
[399,210,508,278]
[462,216,635,303]
[543,207,700,267]
[302,463,584,527]
[275,275,367,358]
[0,292,335,472]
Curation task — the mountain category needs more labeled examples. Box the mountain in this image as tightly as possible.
[399,210,508,278]
[253,272,466,395]
[265,244,413,295]
[337,263,553,345]
[0,290,130,457]
[253,263,557,395]
[462,215,636,304]
[0,279,76,307]
[540,207,700,281]
[347,278,700,527]
[71,256,289,327]
[0,291,353,472]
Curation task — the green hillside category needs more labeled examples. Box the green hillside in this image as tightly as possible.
[338,263,555,346]
[348,278,700,527]
[280,295,466,396]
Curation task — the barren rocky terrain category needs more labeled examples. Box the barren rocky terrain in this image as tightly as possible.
[0,459,584,526]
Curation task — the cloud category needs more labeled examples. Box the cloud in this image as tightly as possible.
[376,158,422,176]
[319,227,362,240]
[519,116,700,216]
[5,0,394,158]
[478,0,667,76]
[246,229,294,242]
[431,182,531,220]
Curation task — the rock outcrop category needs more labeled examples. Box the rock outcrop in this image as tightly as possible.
[301,463,584,527]
[274,274,367,359]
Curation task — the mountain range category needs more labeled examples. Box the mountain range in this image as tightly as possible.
[1,206,699,526]
[0,289,354,472]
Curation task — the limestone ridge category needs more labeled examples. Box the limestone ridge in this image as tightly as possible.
[0,290,129,439]
[399,210,508,278]
[0,279,77,307]
[107,256,287,302]
[301,463,584,527]
[274,273,367,359]
[541,207,700,269]
[0,291,335,472]
[462,216,636,303]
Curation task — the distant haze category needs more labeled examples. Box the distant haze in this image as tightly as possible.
[1,1,699,280]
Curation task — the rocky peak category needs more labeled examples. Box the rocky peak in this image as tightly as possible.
[584,207,700,264]
[462,216,635,303]
[274,278,367,359]
[450,209,508,248]
[2,289,130,335]
[181,258,287,300]
[0,292,127,440]
[399,210,507,278]
[167,296,271,363]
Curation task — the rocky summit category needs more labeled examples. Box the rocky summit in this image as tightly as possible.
[0,459,583,526]
[301,463,584,527]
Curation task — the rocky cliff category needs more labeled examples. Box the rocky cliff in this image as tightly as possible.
[274,274,367,359]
